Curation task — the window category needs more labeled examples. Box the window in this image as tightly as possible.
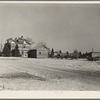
[39,52,41,55]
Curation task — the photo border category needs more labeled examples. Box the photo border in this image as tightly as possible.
[0,1,100,99]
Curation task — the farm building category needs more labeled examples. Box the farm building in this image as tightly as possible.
[87,52,100,61]
[6,36,32,57]
[87,52,100,57]
[70,52,79,59]
[28,42,50,58]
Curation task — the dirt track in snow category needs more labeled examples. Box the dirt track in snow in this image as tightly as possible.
[0,57,100,90]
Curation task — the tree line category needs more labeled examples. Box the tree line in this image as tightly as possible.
[2,40,20,57]
[49,48,89,59]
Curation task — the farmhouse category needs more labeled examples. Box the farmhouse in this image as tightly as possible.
[28,42,50,58]
[6,36,31,57]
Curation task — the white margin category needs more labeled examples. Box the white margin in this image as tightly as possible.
[0,1,100,99]
[0,1,100,4]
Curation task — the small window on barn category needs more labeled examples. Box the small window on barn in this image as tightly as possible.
[16,40,19,42]
[39,52,41,55]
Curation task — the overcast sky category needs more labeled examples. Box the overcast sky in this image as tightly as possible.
[0,3,100,53]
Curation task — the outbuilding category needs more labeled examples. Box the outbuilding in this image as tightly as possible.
[87,52,100,61]
[28,42,50,58]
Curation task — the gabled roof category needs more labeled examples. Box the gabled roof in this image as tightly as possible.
[7,37,31,45]
[31,43,49,51]
[42,45,50,50]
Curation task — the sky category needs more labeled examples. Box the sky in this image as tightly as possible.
[0,3,100,53]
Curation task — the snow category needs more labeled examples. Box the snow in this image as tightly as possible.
[0,57,100,90]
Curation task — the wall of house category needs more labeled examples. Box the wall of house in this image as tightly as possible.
[92,52,100,57]
[22,50,28,57]
[18,44,31,57]
[37,49,48,58]
[10,43,30,57]
[11,43,16,51]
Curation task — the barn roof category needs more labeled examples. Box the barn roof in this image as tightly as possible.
[31,43,49,51]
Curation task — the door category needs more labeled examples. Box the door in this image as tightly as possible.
[28,49,37,58]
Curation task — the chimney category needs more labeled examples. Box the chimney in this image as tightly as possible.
[92,48,93,52]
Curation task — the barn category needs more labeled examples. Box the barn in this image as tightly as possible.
[28,43,50,58]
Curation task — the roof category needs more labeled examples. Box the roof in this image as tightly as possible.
[42,45,49,50]
[31,43,49,51]
[7,37,31,45]
[6,37,32,51]
[89,52,100,53]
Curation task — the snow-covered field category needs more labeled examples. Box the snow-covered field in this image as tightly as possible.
[0,57,100,90]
